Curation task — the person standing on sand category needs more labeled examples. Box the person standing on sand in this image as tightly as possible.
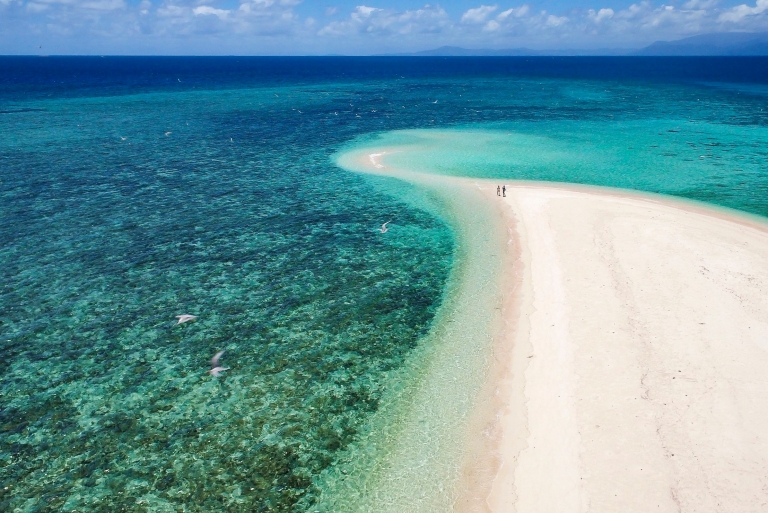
[502,185,506,197]
[497,185,501,196]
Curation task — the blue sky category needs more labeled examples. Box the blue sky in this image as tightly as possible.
[1,0,767,54]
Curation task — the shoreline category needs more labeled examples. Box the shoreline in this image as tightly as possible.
[315,151,516,512]
[333,147,768,512]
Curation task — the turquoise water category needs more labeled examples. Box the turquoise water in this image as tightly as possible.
[1,57,768,512]
[0,83,455,512]
[354,120,768,216]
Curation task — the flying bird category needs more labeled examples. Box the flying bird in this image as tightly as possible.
[165,131,172,136]
[120,136,127,141]
[175,314,197,325]
[433,100,438,103]
[380,220,392,233]
[209,351,229,377]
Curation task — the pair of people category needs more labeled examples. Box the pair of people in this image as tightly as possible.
[496,185,506,197]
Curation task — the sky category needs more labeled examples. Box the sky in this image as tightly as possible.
[0,0,767,54]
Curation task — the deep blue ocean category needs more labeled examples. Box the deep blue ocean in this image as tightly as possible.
[1,56,767,512]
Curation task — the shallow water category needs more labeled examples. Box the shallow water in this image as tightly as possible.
[366,120,768,217]
[1,57,768,512]
[311,171,507,513]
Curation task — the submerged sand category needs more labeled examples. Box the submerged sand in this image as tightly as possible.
[483,183,768,513]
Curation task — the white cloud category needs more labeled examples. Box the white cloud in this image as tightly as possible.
[599,1,715,36]
[683,0,718,9]
[546,13,568,26]
[2,0,306,44]
[497,5,529,20]
[472,4,574,36]
[588,7,614,22]
[462,0,739,46]
[355,5,381,18]
[481,4,532,31]
[148,0,302,35]
[193,5,229,18]
[3,0,768,54]
[318,4,449,37]
[461,4,497,23]
[719,0,768,23]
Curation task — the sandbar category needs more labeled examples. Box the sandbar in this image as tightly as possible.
[339,147,768,513]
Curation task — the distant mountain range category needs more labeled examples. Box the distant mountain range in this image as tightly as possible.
[392,33,768,57]
[635,32,768,56]
[391,45,626,56]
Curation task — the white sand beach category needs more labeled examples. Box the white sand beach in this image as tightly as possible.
[482,184,768,513]
[342,148,768,513]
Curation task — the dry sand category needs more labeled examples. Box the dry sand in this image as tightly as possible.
[484,183,768,513]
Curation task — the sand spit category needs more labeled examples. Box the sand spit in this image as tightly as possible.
[340,147,768,512]
[484,184,768,513]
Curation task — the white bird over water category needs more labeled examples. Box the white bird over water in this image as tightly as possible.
[176,314,197,325]
[120,136,127,141]
[380,220,392,233]
[209,350,229,377]
[165,131,172,136]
